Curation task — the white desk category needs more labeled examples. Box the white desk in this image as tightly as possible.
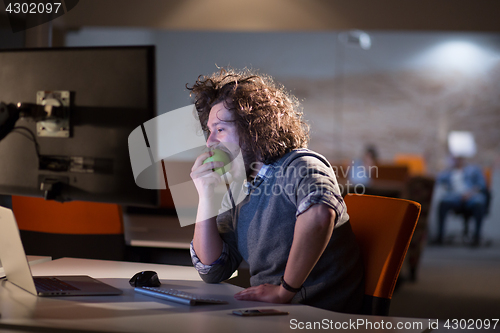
[0,258,431,333]
[123,213,193,249]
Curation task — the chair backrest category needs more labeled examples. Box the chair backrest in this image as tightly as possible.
[394,154,427,176]
[11,196,125,260]
[373,164,410,183]
[12,196,123,234]
[344,194,421,316]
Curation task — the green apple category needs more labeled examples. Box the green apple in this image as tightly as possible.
[203,149,231,175]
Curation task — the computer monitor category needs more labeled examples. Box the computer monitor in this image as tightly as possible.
[0,46,158,206]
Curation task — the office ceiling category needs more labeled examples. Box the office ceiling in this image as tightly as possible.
[52,0,500,32]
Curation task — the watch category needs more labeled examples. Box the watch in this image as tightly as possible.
[280,276,302,293]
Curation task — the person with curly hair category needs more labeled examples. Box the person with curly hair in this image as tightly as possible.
[188,68,364,313]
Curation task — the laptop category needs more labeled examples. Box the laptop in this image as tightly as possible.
[0,206,123,296]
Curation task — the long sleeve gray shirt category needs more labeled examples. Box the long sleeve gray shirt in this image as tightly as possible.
[191,149,364,313]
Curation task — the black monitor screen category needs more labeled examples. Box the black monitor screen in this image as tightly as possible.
[0,46,158,206]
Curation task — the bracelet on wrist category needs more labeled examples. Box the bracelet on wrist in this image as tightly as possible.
[280,276,302,293]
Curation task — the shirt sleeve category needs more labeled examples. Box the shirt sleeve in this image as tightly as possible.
[190,240,229,275]
[189,203,243,283]
[470,166,487,190]
[284,155,347,225]
[296,189,346,223]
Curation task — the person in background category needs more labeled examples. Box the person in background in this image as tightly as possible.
[187,68,364,313]
[436,156,488,246]
[349,144,379,187]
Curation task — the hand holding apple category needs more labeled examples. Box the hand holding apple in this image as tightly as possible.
[203,149,231,176]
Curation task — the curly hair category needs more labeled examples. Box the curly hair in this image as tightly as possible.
[187,68,310,164]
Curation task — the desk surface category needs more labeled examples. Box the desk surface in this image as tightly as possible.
[0,258,431,333]
[27,257,202,280]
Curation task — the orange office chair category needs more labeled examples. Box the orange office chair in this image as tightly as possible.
[394,154,427,176]
[344,194,421,316]
[12,196,126,260]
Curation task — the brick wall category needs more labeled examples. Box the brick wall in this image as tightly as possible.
[282,62,500,174]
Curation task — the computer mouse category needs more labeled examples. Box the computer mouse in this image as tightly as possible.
[129,270,161,287]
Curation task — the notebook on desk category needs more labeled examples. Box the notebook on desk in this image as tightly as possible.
[0,206,123,296]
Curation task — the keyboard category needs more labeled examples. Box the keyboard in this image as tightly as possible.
[34,277,80,292]
[135,286,228,305]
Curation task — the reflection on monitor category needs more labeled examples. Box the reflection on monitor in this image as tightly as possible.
[0,46,158,206]
[448,131,476,158]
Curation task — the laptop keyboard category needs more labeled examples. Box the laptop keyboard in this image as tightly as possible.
[34,277,80,292]
[135,286,227,305]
